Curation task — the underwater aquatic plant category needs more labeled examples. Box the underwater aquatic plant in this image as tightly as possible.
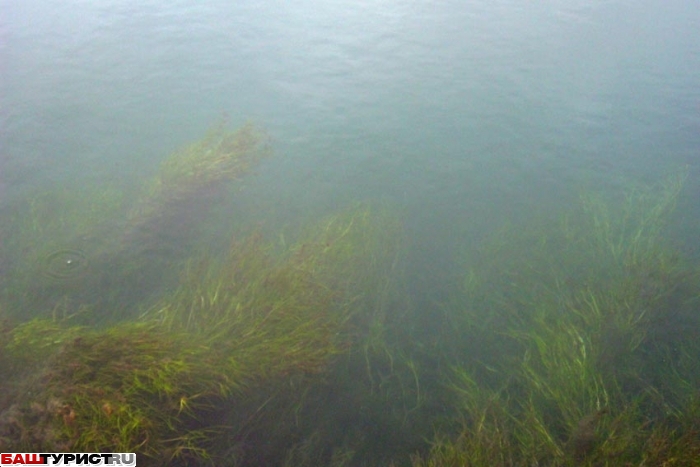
[127,121,269,229]
[0,121,270,325]
[414,168,700,466]
[0,203,411,465]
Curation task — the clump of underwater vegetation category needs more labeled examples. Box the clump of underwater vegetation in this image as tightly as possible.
[0,121,269,324]
[0,119,423,466]
[149,204,421,466]
[219,205,434,467]
[413,169,700,466]
[0,320,220,459]
[0,203,409,466]
[125,120,270,242]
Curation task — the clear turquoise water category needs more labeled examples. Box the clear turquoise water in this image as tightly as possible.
[2,0,699,265]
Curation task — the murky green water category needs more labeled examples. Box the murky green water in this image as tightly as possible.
[1,1,699,465]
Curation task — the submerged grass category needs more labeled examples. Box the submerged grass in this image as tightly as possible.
[0,200,411,465]
[416,168,700,466]
[1,120,698,467]
[0,121,270,325]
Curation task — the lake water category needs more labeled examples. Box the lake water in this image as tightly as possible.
[4,0,699,302]
[3,2,698,192]
[3,0,699,308]
[2,0,700,464]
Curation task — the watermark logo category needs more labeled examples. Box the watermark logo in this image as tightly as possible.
[0,454,136,466]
